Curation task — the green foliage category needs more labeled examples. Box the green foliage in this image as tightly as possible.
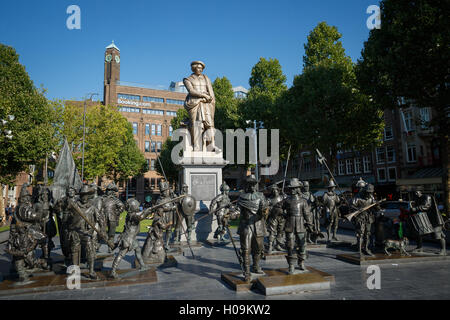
[212,77,241,131]
[155,138,180,184]
[61,103,146,182]
[170,108,189,131]
[0,44,60,185]
[282,22,384,168]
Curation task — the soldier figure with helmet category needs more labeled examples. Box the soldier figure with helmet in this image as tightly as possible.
[174,183,196,243]
[102,182,125,252]
[266,184,286,253]
[210,182,234,244]
[283,178,314,274]
[323,180,341,242]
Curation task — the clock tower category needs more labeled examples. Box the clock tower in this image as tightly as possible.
[103,41,121,106]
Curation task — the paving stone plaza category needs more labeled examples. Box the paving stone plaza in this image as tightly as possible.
[1,227,449,300]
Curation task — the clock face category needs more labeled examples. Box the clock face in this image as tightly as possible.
[115,55,120,63]
[105,54,112,62]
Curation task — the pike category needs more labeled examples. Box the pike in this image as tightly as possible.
[281,145,291,194]
[225,224,245,275]
[315,149,351,207]
[345,198,386,221]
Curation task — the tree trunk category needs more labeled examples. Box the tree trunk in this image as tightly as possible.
[442,133,449,216]
[0,184,5,225]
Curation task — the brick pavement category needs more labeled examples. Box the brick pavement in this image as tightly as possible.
[0,228,449,300]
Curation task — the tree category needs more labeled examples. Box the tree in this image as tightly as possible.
[61,103,146,182]
[281,22,384,170]
[0,44,59,223]
[212,76,241,132]
[356,0,450,211]
[155,138,180,185]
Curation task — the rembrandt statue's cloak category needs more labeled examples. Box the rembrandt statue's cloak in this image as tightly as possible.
[183,73,215,129]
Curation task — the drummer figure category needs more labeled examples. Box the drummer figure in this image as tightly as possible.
[409,190,446,255]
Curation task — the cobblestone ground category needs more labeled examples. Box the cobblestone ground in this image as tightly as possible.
[0,228,449,300]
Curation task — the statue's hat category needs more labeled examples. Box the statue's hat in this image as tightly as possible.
[191,61,205,69]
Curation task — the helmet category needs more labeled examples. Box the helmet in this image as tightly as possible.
[303,181,310,187]
[159,181,169,191]
[356,177,367,189]
[286,178,302,189]
[364,184,375,193]
[106,182,118,192]
[126,198,140,213]
[328,180,336,188]
[79,184,95,195]
[246,175,259,185]
[220,182,230,192]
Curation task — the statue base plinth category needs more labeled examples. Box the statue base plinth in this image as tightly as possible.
[336,252,450,265]
[136,255,178,269]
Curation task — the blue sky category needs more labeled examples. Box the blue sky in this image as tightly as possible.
[0,0,380,101]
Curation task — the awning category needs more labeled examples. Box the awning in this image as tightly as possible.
[396,177,442,186]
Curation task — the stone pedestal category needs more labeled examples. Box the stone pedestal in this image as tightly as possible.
[179,148,228,241]
[336,252,450,266]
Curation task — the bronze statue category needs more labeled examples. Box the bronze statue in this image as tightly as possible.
[323,180,341,242]
[283,178,313,274]
[102,182,125,253]
[235,175,269,282]
[266,184,286,253]
[409,190,446,255]
[210,182,233,244]
[350,184,380,257]
[174,183,196,243]
[110,198,152,278]
[183,61,220,152]
[301,181,321,244]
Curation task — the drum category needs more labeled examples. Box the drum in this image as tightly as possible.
[408,212,434,236]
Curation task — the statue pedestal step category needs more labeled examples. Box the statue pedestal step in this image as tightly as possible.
[336,252,450,265]
[221,266,334,295]
[136,255,178,269]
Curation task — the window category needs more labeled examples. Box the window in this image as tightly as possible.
[47,170,54,178]
[146,159,150,171]
[338,160,345,175]
[143,108,164,115]
[388,167,397,182]
[119,106,140,113]
[156,124,162,136]
[151,142,156,152]
[403,109,414,132]
[118,94,140,101]
[151,159,156,171]
[145,124,150,136]
[169,125,173,137]
[386,146,396,163]
[363,156,372,173]
[143,96,164,103]
[145,141,150,152]
[346,159,353,174]
[144,178,150,190]
[354,158,362,174]
[166,111,177,117]
[407,143,417,162]
[151,124,156,136]
[303,158,311,172]
[132,122,138,135]
[420,108,431,128]
[166,99,184,106]
[156,142,162,152]
[377,168,386,182]
[384,125,393,140]
[151,178,156,189]
[376,147,385,164]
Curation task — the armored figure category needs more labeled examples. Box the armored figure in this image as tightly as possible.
[283,178,313,274]
[210,182,233,244]
[301,181,320,244]
[351,184,379,256]
[235,175,269,282]
[111,198,152,278]
[7,184,49,282]
[66,184,105,279]
[174,183,195,243]
[33,185,56,262]
[102,183,124,252]
[266,184,286,253]
[142,182,175,262]
[409,190,446,255]
[323,180,341,242]
[183,61,220,152]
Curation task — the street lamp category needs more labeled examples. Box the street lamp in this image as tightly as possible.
[81,93,99,182]
[246,120,264,187]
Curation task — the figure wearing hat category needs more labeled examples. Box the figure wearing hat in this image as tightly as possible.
[66,184,104,279]
[350,184,381,256]
[102,182,124,252]
[173,183,195,243]
[210,182,235,244]
[235,175,269,282]
[156,181,177,250]
[323,180,341,242]
[266,184,287,254]
[183,61,220,152]
[282,178,314,274]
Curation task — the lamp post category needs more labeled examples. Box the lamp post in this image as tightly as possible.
[246,120,264,188]
[81,93,99,182]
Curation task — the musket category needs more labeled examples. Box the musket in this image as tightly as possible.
[315,148,351,207]
[143,195,186,219]
[67,200,116,249]
[345,198,386,221]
